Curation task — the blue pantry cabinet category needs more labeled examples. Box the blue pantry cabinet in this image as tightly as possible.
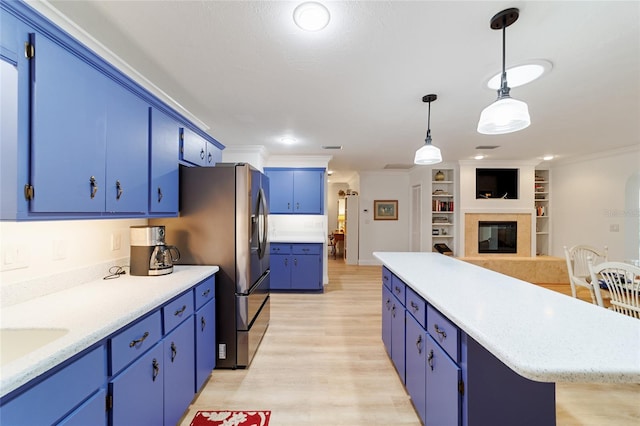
[270,243,323,291]
[0,0,224,220]
[264,168,325,214]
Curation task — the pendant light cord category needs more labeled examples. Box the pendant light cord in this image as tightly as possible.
[499,15,511,98]
[425,101,432,143]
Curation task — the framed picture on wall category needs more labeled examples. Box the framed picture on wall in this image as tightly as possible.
[374,200,398,220]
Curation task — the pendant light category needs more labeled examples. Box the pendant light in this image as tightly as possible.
[477,8,531,135]
[414,94,442,165]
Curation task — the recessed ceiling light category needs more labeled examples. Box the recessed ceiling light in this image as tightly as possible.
[487,60,553,90]
[474,154,485,160]
[293,2,330,31]
[280,137,297,145]
[542,155,554,161]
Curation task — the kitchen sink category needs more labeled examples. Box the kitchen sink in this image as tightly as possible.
[0,328,69,367]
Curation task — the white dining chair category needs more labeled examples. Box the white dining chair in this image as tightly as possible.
[588,260,640,319]
[563,245,608,305]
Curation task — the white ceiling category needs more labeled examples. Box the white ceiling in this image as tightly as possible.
[48,1,640,182]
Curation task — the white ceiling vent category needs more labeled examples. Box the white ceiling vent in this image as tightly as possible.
[384,164,414,170]
[475,145,500,150]
[322,145,343,150]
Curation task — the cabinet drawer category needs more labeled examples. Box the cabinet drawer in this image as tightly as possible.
[0,345,105,426]
[110,311,162,375]
[406,287,426,328]
[194,276,215,310]
[382,267,392,290]
[292,243,321,255]
[163,291,194,334]
[390,274,406,306]
[427,305,460,362]
[270,244,291,254]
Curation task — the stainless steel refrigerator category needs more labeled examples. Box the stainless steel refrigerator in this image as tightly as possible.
[150,163,270,369]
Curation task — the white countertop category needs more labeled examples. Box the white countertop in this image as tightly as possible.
[374,252,640,384]
[270,236,326,243]
[0,265,218,397]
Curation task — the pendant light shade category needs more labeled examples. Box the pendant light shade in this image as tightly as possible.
[477,96,530,134]
[477,8,531,135]
[414,94,442,165]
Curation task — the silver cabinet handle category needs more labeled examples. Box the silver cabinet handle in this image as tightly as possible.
[434,324,447,339]
[157,187,163,203]
[174,305,187,316]
[116,180,123,200]
[200,148,205,159]
[152,358,160,381]
[416,334,423,354]
[90,176,98,199]
[410,301,419,313]
[129,331,149,348]
[428,350,434,370]
[170,342,177,362]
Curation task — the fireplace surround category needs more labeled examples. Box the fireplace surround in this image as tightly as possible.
[464,213,532,257]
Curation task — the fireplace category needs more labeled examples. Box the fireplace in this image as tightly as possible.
[464,213,532,257]
[478,221,517,253]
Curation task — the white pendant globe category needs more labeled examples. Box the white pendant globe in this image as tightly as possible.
[414,143,442,165]
[477,97,531,135]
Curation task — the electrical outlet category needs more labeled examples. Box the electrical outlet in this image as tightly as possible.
[609,224,620,232]
[52,239,67,261]
[111,232,122,251]
[1,243,29,271]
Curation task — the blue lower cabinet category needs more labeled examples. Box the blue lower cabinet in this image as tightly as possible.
[195,298,216,392]
[425,334,462,426]
[109,343,164,426]
[405,313,427,424]
[381,285,392,357]
[0,345,106,426]
[57,388,107,426]
[390,295,406,384]
[164,319,195,426]
[270,243,322,291]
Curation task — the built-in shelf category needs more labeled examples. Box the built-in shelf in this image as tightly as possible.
[534,170,551,255]
[431,168,456,255]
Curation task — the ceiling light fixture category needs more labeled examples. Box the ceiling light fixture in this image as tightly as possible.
[293,2,330,32]
[414,94,442,165]
[477,8,531,135]
[474,154,485,160]
[542,155,554,161]
[280,137,297,145]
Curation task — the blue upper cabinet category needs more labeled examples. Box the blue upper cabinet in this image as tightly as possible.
[30,32,108,213]
[264,168,325,214]
[180,127,207,167]
[0,1,224,220]
[149,108,180,215]
[105,84,149,214]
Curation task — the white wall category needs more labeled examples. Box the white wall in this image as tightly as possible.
[358,171,411,265]
[551,145,640,261]
[0,219,146,285]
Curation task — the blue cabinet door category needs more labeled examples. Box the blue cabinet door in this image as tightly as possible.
[381,285,392,357]
[57,388,107,426]
[206,141,222,166]
[163,318,195,426]
[292,254,322,290]
[425,334,462,426]
[390,297,406,384]
[110,343,164,426]
[270,253,291,289]
[405,313,427,424]
[195,298,216,392]
[105,83,149,213]
[180,127,207,166]
[149,108,179,214]
[293,169,324,214]
[30,33,107,213]
[266,169,294,213]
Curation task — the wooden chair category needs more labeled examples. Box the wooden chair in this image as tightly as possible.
[588,260,640,319]
[563,245,608,305]
[328,234,336,259]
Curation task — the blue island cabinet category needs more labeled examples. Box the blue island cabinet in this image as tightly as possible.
[264,168,325,214]
[270,243,323,291]
[380,268,555,426]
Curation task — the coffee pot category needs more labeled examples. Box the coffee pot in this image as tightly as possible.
[130,226,180,276]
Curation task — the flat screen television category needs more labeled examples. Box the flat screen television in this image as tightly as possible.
[476,168,519,199]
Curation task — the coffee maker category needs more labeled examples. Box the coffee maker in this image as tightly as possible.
[130,226,180,276]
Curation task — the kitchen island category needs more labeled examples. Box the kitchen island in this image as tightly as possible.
[374,252,640,426]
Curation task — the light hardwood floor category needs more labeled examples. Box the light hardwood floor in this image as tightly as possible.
[180,258,639,426]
